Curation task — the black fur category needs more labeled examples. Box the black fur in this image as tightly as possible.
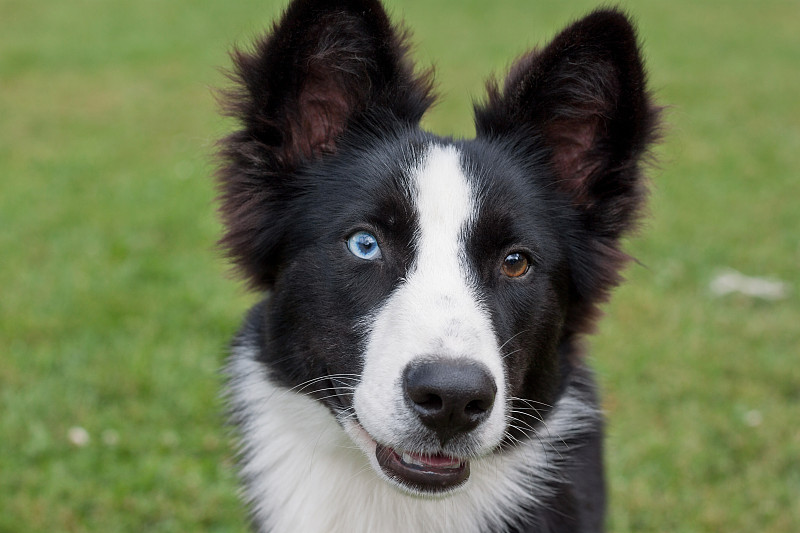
[217,1,659,531]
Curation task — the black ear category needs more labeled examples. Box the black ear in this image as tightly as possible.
[476,9,659,236]
[475,9,660,333]
[217,0,434,289]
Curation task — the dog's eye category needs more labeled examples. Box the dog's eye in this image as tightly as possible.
[501,252,529,278]
[347,231,382,260]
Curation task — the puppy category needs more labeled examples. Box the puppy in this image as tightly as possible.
[216,1,659,531]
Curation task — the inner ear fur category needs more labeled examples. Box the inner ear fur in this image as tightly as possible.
[225,0,434,165]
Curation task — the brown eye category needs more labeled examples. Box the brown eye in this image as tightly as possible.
[501,252,529,278]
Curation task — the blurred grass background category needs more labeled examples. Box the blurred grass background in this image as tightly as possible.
[1,0,798,531]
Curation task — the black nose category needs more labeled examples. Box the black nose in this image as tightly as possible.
[403,359,497,445]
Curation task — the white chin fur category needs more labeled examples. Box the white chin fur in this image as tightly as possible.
[341,418,470,498]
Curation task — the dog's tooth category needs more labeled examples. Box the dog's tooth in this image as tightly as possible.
[401,452,421,466]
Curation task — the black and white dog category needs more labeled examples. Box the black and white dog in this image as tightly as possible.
[217,1,658,531]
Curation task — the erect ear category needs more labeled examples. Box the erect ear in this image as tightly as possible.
[217,0,434,289]
[475,9,660,240]
[226,0,434,163]
[475,9,660,335]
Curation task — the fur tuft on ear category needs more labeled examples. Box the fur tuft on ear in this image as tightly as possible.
[216,0,434,289]
[475,9,661,336]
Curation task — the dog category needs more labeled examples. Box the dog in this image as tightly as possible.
[216,1,659,531]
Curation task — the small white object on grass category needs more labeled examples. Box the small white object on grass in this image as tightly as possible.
[709,269,790,301]
[67,426,90,447]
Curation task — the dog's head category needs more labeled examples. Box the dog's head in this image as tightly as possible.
[219,0,658,496]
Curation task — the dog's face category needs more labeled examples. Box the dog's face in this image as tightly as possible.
[344,140,573,494]
[218,0,657,496]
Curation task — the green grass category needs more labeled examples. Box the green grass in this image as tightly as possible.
[1,0,798,531]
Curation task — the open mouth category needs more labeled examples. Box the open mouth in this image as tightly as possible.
[375,443,470,493]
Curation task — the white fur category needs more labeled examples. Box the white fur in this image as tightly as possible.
[228,342,601,533]
[353,145,507,460]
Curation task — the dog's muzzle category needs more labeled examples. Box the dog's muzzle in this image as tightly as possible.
[370,358,496,493]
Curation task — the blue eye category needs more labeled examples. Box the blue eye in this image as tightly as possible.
[347,231,382,260]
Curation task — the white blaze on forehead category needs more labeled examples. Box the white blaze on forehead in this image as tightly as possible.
[405,144,487,355]
[413,144,475,268]
[353,143,506,456]
[402,144,496,362]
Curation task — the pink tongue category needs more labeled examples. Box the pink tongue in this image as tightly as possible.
[405,451,460,468]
